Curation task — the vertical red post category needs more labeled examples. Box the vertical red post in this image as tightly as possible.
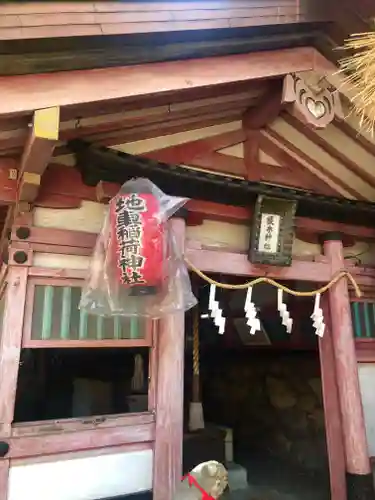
[323,234,374,500]
[153,217,186,500]
[0,459,9,500]
[319,296,346,500]
[0,266,28,500]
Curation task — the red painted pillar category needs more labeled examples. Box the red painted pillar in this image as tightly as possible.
[153,217,186,500]
[323,234,373,500]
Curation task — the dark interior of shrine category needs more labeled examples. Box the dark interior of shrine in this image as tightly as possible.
[14,347,149,423]
[183,279,331,500]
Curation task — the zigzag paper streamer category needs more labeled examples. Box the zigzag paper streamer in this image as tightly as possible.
[244,287,261,335]
[277,289,293,334]
[311,293,325,337]
[209,284,219,317]
[208,284,226,335]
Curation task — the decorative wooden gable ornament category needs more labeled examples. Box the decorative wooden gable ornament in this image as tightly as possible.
[282,73,344,129]
[249,195,297,267]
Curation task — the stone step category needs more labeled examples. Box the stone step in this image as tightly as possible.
[227,462,248,491]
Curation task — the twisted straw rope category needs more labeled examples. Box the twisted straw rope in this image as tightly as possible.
[339,30,375,133]
[184,257,362,298]
[192,306,200,376]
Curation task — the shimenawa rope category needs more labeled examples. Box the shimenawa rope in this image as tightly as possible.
[184,257,362,298]
[192,306,200,377]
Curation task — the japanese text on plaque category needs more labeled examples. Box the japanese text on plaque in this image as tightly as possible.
[257,213,281,253]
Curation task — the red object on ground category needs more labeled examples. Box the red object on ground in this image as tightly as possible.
[181,473,215,500]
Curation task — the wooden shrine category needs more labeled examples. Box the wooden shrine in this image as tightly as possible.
[0,2,375,500]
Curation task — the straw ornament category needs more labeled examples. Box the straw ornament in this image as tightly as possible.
[339,27,375,133]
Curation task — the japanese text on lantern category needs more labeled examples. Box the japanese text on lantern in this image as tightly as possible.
[258,213,281,254]
[115,193,147,285]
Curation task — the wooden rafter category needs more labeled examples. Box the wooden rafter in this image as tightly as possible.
[144,129,246,176]
[0,82,263,156]
[242,83,283,181]
[0,111,243,159]
[334,119,375,159]
[241,83,340,195]
[243,82,283,131]
[265,128,364,200]
[284,113,375,190]
[75,112,243,150]
[18,107,60,204]
[0,48,318,116]
[60,88,262,141]
[258,133,342,197]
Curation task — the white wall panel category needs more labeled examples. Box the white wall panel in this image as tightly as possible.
[8,448,153,500]
[358,363,375,456]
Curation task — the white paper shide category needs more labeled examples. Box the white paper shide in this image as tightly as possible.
[208,284,226,334]
[277,289,293,334]
[244,286,261,335]
[311,293,325,337]
[258,213,281,254]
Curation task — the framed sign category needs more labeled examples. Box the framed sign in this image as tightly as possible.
[249,196,297,266]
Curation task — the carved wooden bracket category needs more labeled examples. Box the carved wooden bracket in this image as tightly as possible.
[282,74,343,129]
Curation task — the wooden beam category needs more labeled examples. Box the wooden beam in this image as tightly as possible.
[0,206,13,263]
[17,162,375,241]
[0,48,318,116]
[144,129,246,177]
[0,267,28,427]
[0,459,9,500]
[11,215,375,257]
[284,113,375,190]
[0,158,17,204]
[242,83,283,181]
[188,199,375,241]
[265,128,364,200]
[79,111,242,149]
[356,339,375,362]
[186,152,245,177]
[257,133,341,196]
[154,218,186,500]
[243,121,342,196]
[334,119,375,158]
[60,94,256,142]
[5,425,154,459]
[0,85,260,155]
[60,82,264,121]
[18,107,59,203]
[243,82,283,130]
[323,237,373,496]
[319,297,346,500]
[185,246,332,282]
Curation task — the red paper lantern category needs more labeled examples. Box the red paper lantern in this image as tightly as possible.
[109,192,165,295]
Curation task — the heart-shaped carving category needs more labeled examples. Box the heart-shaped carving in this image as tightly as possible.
[306,97,326,119]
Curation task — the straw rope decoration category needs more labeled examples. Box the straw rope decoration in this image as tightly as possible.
[339,28,375,133]
[184,257,362,298]
[193,306,200,377]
